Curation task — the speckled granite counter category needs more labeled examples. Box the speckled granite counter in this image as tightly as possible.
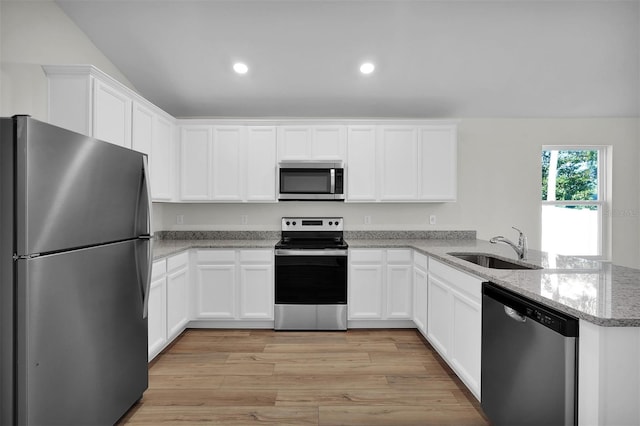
[153,231,640,327]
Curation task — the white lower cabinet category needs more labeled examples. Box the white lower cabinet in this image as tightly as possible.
[148,259,167,361]
[348,249,412,322]
[412,252,428,335]
[194,249,273,321]
[427,257,482,400]
[148,252,190,361]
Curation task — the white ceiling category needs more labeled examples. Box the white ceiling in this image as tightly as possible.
[55,0,639,118]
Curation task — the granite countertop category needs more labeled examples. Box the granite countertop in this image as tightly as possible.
[153,232,640,327]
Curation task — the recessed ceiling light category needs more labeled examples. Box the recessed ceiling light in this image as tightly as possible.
[233,62,249,74]
[360,62,375,75]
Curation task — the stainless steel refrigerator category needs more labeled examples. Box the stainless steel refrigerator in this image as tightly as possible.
[0,116,153,425]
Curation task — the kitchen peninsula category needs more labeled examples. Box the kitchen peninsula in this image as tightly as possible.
[152,230,640,426]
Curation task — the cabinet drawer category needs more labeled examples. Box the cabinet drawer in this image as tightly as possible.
[386,249,412,263]
[414,252,428,270]
[197,249,236,263]
[239,249,273,263]
[349,249,383,263]
[167,251,189,271]
[152,259,166,279]
[429,258,481,300]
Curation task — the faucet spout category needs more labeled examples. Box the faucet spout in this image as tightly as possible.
[490,227,528,260]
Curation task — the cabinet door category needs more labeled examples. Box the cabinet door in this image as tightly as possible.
[212,126,243,201]
[239,263,274,319]
[147,276,167,360]
[277,126,311,160]
[167,266,189,339]
[346,126,377,201]
[386,263,413,319]
[413,265,428,335]
[152,116,174,201]
[379,126,418,200]
[93,79,132,148]
[427,273,451,357]
[311,126,346,160]
[132,102,153,155]
[450,288,481,398]
[419,126,457,201]
[349,263,383,319]
[195,263,236,318]
[180,126,211,200]
[246,126,277,201]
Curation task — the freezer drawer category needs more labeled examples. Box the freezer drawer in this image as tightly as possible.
[14,239,148,425]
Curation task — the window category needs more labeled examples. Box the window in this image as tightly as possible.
[541,147,608,258]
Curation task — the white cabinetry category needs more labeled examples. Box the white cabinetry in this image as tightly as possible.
[148,259,167,360]
[44,65,176,201]
[412,252,428,335]
[166,252,190,340]
[277,125,346,161]
[346,123,457,202]
[194,249,273,322]
[380,126,419,200]
[346,126,377,201]
[93,79,132,148]
[427,257,482,399]
[348,249,413,324]
[148,252,190,361]
[179,124,277,202]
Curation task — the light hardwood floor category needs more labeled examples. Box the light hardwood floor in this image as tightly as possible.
[119,329,489,425]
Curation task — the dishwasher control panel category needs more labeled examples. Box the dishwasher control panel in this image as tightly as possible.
[483,282,579,337]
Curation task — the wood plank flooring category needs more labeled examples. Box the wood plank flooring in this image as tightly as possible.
[118,329,489,425]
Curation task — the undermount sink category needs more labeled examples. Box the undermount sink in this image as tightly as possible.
[448,253,542,270]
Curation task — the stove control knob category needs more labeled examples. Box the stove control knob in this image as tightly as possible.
[292,221,297,226]
[335,220,340,226]
[286,221,290,226]
[328,221,333,225]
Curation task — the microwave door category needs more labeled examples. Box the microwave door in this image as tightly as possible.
[279,169,332,199]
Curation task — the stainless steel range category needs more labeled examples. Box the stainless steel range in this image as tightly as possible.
[274,217,348,330]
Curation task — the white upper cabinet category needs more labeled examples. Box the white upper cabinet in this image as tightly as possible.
[346,122,457,202]
[93,79,132,148]
[277,125,346,161]
[44,65,177,201]
[180,126,212,201]
[419,125,457,201]
[212,126,243,201]
[179,124,277,202]
[346,126,377,201]
[152,116,175,201]
[379,126,419,200]
[246,126,277,201]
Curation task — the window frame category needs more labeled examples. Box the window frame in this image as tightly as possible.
[541,145,610,260]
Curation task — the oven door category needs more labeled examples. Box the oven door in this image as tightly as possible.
[275,250,347,304]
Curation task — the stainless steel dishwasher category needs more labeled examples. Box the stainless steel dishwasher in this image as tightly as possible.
[482,282,579,426]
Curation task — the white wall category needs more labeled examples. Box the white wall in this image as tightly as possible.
[0,0,136,120]
[2,1,638,268]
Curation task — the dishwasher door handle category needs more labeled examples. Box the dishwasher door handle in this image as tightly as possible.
[504,306,526,322]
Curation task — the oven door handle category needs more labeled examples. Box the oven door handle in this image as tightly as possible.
[275,249,348,257]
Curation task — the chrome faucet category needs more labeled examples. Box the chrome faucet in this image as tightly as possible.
[490,227,528,260]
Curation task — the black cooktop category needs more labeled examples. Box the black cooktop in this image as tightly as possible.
[275,237,348,250]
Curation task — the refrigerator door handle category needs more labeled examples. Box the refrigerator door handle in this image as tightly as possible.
[140,236,153,319]
[142,155,153,237]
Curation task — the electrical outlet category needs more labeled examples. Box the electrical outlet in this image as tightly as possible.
[429,215,436,225]
[241,215,248,225]
[176,214,184,225]
[364,215,371,225]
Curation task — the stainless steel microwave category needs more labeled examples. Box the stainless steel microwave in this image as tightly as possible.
[278,161,345,201]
